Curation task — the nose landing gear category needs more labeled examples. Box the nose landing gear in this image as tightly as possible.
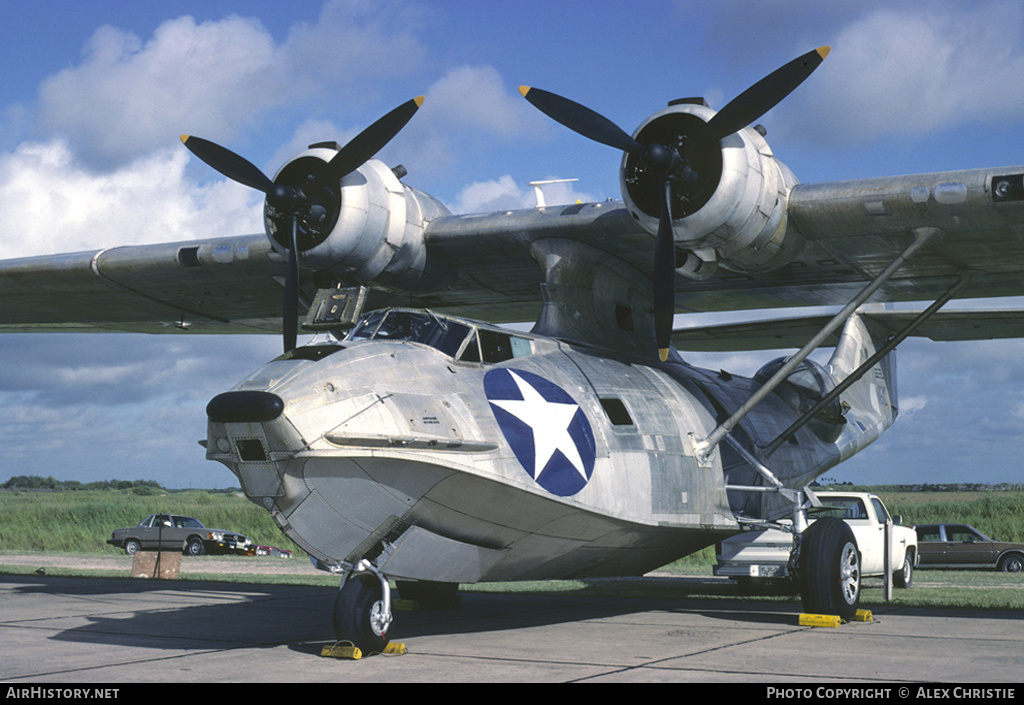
[333,560,393,654]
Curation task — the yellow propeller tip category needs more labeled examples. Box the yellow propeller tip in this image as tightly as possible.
[414,95,425,108]
[180,134,191,144]
[817,46,831,59]
[659,348,670,362]
[518,85,532,98]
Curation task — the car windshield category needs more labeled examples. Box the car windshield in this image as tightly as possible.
[176,517,204,529]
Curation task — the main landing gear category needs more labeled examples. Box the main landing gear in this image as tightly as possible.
[798,516,861,622]
[333,560,393,654]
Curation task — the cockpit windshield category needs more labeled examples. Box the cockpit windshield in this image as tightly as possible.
[347,309,534,363]
[349,310,473,358]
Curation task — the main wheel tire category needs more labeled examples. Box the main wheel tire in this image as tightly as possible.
[999,554,1023,573]
[124,539,141,555]
[799,517,861,622]
[893,553,914,588]
[334,574,391,654]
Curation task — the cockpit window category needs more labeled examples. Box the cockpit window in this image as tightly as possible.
[348,309,533,363]
[459,329,532,363]
[348,310,473,358]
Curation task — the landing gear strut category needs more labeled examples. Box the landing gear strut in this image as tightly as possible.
[333,560,392,654]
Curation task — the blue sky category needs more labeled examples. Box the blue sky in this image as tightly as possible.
[1,0,1023,488]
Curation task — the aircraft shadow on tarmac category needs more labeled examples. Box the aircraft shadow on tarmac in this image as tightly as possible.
[7,574,811,656]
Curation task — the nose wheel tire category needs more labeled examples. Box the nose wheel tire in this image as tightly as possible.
[334,573,391,654]
[799,516,861,622]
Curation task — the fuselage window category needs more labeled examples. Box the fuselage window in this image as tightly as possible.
[599,397,634,426]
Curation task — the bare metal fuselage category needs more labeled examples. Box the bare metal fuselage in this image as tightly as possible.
[205,308,895,584]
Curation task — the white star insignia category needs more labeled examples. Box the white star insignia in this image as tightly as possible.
[489,370,589,482]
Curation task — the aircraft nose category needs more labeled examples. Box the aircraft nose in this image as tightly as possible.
[207,391,285,423]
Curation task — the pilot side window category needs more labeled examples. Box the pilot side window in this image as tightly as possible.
[458,329,532,363]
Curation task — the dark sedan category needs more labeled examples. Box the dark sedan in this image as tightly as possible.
[915,523,1024,572]
[107,514,253,556]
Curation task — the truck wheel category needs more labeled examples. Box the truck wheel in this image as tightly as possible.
[799,517,860,621]
[334,573,391,654]
[893,553,913,588]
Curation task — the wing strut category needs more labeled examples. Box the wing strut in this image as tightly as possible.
[760,270,976,457]
[692,226,941,465]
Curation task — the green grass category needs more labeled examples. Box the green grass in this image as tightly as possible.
[876,490,1024,542]
[1,486,1021,612]
[0,489,302,554]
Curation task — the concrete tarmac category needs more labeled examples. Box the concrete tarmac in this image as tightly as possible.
[0,574,1021,684]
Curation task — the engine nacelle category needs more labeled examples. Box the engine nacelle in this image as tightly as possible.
[264,147,452,292]
[620,100,803,277]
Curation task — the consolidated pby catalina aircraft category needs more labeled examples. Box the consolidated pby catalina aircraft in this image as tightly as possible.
[4,47,1024,652]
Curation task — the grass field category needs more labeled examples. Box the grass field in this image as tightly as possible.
[2,486,1022,556]
[0,486,1021,610]
[0,488,303,554]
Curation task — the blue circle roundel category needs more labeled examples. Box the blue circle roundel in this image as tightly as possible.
[484,368,596,497]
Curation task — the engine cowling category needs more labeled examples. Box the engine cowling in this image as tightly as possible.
[263,147,452,292]
[620,100,803,277]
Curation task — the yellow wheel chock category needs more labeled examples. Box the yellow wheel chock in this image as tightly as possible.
[799,613,841,628]
[798,608,873,627]
[320,641,408,660]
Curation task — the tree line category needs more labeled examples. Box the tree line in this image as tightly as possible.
[0,475,238,493]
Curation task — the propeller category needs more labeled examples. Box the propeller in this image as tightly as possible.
[520,47,828,361]
[181,96,425,353]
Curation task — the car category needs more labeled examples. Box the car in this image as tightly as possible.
[915,523,1024,572]
[107,514,254,556]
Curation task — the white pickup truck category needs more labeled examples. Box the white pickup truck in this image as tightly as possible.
[715,491,918,593]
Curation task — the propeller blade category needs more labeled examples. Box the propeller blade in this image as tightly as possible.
[519,86,642,154]
[283,217,300,353]
[653,178,676,362]
[180,135,275,194]
[701,46,829,142]
[313,96,425,188]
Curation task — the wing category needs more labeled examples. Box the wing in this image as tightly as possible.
[428,164,1024,321]
[3,164,1024,340]
[0,234,285,334]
